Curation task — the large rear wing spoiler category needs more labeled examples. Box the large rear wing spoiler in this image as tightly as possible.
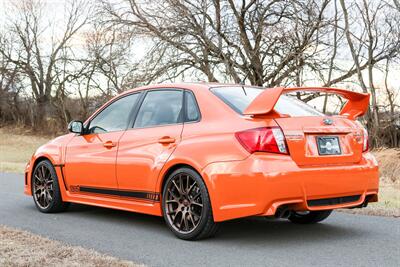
[243,87,370,120]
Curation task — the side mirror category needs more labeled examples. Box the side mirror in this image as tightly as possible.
[68,120,84,134]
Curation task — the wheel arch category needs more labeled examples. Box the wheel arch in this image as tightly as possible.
[160,163,198,194]
[158,161,216,212]
[29,154,67,199]
[30,156,54,185]
[32,156,53,171]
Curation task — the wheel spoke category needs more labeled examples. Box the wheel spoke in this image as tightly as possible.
[34,174,43,183]
[46,190,53,202]
[40,166,46,180]
[168,188,179,199]
[183,213,189,230]
[165,172,204,234]
[191,209,201,219]
[179,213,186,231]
[45,167,51,180]
[43,192,48,206]
[188,212,196,227]
[191,191,201,201]
[187,182,195,194]
[40,193,46,207]
[179,175,184,194]
[191,201,203,208]
[172,180,181,194]
[33,164,54,209]
[172,210,181,225]
[186,175,190,192]
[44,194,49,206]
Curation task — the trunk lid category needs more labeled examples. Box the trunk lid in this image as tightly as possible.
[275,116,364,166]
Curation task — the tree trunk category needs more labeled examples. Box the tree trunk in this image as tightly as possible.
[34,95,49,130]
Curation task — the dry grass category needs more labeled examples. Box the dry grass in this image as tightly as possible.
[0,127,398,217]
[340,148,400,217]
[0,127,51,173]
[373,148,400,184]
[0,225,142,267]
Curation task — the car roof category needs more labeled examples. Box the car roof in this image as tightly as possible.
[122,82,263,95]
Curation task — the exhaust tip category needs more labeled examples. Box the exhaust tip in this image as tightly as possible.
[275,206,292,219]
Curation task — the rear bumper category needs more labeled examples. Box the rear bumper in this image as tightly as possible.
[202,152,379,222]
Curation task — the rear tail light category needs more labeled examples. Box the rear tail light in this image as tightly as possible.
[362,127,369,152]
[235,127,289,154]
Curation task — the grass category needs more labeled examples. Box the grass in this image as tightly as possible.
[340,148,400,217]
[0,126,398,217]
[0,225,141,267]
[0,127,50,173]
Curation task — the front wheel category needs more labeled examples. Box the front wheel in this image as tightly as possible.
[31,160,69,213]
[288,210,333,224]
[162,167,219,240]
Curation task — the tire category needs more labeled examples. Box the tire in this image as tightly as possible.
[31,160,69,213]
[288,210,333,224]
[162,167,219,240]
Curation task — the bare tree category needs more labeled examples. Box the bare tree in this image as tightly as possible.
[0,47,24,124]
[85,22,138,94]
[101,0,332,86]
[393,0,400,11]
[0,0,89,128]
[0,0,398,147]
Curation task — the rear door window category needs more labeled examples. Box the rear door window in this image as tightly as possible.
[210,86,323,116]
[134,90,183,128]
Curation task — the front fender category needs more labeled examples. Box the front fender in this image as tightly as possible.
[25,133,74,196]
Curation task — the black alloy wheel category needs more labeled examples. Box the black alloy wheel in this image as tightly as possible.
[32,160,69,213]
[162,167,219,240]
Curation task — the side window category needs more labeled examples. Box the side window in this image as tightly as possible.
[185,91,200,122]
[88,93,140,134]
[134,90,183,128]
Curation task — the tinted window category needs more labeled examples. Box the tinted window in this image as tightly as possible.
[185,91,200,122]
[88,93,140,134]
[134,90,183,128]
[211,86,323,116]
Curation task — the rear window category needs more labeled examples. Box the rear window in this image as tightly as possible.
[210,86,323,117]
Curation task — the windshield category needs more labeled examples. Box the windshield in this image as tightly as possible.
[210,86,323,117]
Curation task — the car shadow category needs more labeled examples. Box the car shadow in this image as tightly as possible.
[214,217,366,245]
[63,203,366,245]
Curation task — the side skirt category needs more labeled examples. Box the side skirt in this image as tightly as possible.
[62,186,163,217]
[78,186,160,202]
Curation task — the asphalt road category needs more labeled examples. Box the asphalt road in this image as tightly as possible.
[1,172,399,267]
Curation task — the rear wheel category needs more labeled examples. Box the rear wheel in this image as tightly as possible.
[288,210,332,224]
[32,160,69,213]
[162,167,219,240]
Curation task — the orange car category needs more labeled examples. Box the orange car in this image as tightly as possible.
[25,83,379,240]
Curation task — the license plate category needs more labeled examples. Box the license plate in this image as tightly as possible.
[316,136,341,155]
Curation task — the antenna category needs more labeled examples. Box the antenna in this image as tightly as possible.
[239,69,251,95]
[240,69,251,85]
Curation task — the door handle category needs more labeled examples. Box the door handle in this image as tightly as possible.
[158,137,176,144]
[103,141,116,148]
